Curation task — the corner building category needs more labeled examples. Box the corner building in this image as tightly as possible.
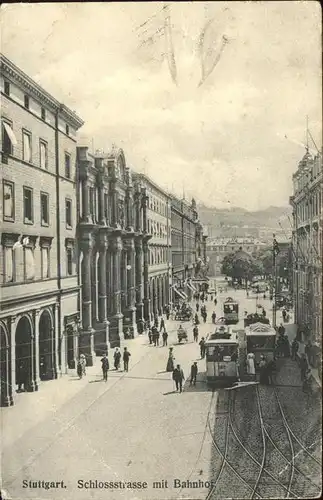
[290,149,322,349]
[0,54,83,406]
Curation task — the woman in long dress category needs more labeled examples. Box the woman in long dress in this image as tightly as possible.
[166,347,175,372]
[246,353,256,380]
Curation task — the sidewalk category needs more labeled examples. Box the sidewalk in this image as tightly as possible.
[1,333,149,452]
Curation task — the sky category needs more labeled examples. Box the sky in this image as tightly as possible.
[1,1,321,210]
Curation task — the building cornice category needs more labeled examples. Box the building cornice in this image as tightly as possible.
[1,53,84,129]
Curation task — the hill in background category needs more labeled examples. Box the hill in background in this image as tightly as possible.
[197,204,292,242]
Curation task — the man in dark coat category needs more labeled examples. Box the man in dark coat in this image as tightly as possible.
[123,347,131,372]
[196,302,199,312]
[173,364,185,393]
[291,338,299,361]
[211,311,216,324]
[199,338,206,358]
[160,317,166,333]
[299,354,308,381]
[101,354,109,382]
[152,325,158,346]
[190,362,198,386]
[162,330,168,346]
[278,324,285,336]
[193,325,199,342]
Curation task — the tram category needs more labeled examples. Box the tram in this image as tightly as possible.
[205,328,240,384]
[245,322,276,366]
[223,297,239,324]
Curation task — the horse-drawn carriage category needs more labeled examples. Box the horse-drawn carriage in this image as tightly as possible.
[177,325,188,343]
[174,306,192,321]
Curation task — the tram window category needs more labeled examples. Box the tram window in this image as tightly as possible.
[224,304,238,313]
[247,336,275,350]
[207,345,238,361]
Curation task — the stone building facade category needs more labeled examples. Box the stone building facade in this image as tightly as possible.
[170,197,207,301]
[132,173,171,320]
[0,54,84,406]
[290,149,322,347]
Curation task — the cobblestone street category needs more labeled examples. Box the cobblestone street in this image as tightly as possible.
[2,292,321,500]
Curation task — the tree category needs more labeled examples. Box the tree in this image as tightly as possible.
[221,248,258,285]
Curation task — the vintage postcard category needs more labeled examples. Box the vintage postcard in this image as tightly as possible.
[0,2,321,500]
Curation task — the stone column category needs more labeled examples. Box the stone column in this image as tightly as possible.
[143,238,151,322]
[98,175,106,226]
[81,175,91,224]
[95,230,110,354]
[135,236,144,323]
[9,316,16,404]
[79,233,95,366]
[124,237,136,337]
[108,234,124,347]
[1,318,13,407]
[33,309,41,389]
[53,303,60,377]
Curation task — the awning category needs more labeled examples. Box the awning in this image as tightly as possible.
[172,286,186,300]
[187,281,197,292]
[3,122,18,146]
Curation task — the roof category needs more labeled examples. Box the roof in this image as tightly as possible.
[205,338,239,346]
[245,323,276,336]
[1,53,84,129]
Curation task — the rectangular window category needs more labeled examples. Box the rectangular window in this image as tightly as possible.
[66,247,73,275]
[4,81,10,96]
[23,186,33,223]
[22,131,32,163]
[65,198,72,228]
[4,246,14,283]
[24,247,35,281]
[41,247,49,279]
[65,153,71,178]
[24,94,30,109]
[3,180,15,221]
[65,124,69,136]
[41,192,49,226]
[41,107,46,121]
[2,121,17,155]
[39,140,48,169]
[104,193,109,221]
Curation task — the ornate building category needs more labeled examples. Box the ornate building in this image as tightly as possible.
[170,196,208,301]
[0,54,84,406]
[132,173,171,320]
[76,146,146,353]
[290,149,322,347]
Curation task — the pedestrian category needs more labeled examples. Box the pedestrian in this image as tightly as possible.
[291,338,299,361]
[79,354,86,378]
[199,337,206,359]
[259,355,269,385]
[190,362,198,386]
[282,335,290,357]
[196,302,199,312]
[162,330,168,346]
[148,328,153,345]
[246,352,256,380]
[160,317,166,333]
[154,315,159,329]
[302,368,313,394]
[266,359,276,385]
[166,347,175,372]
[156,331,160,347]
[77,358,83,379]
[123,347,131,372]
[210,294,213,301]
[262,308,266,317]
[173,364,185,393]
[16,360,27,392]
[299,353,308,381]
[214,298,217,307]
[165,304,170,320]
[114,348,121,370]
[282,308,287,322]
[194,313,200,325]
[193,325,199,342]
[278,323,285,336]
[152,325,158,346]
[203,312,207,323]
[211,311,216,324]
[101,353,109,382]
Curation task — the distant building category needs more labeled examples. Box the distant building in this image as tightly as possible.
[206,237,267,275]
[290,149,322,348]
[0,54,84,406]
